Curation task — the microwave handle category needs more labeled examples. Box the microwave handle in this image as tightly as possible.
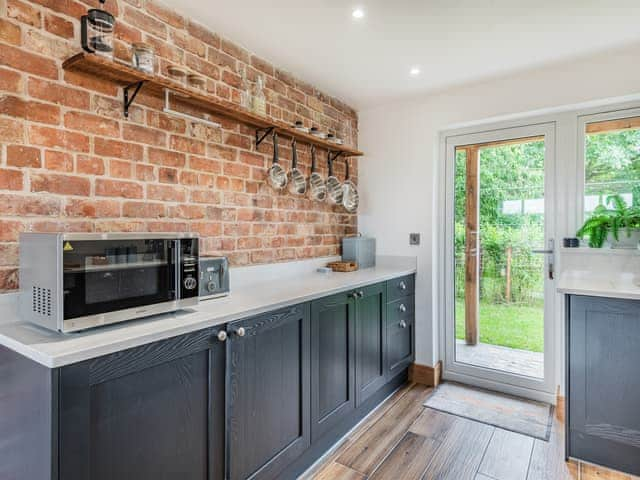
[173,239,181,299]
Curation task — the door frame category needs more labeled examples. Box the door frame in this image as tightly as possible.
[441,121,557,403]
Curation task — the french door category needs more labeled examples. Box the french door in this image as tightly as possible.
[443,123,556,403]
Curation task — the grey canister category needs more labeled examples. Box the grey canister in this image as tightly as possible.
[342,236,376,269]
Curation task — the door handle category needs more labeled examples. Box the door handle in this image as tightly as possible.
[532,249,553,254]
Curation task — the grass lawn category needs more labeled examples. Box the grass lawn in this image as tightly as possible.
[455,300,544,352]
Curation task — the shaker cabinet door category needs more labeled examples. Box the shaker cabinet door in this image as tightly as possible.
[227,304,311,480]
[59,328,226,480]
[386,296,415,379]
[355,282,387,406]
[311,291,356,442]
[568,295,640,476]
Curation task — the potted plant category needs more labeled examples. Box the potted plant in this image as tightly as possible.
[576,194,640,249]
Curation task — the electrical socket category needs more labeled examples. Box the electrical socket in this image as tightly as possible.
[409,233,420,245]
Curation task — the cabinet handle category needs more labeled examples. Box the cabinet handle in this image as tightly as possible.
[399,281,407,291]
[357,290,364,298]
[217,330,228,342]
[399,319,407,329]
[399,304,407,313]
[349,292,359,299]
[234,327,246,337]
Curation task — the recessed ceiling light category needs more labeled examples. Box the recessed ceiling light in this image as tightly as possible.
[410,66,421,76]
[352,8,365,19]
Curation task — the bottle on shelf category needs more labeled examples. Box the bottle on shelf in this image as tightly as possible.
[252,75,267,116]
[239,65,251,109]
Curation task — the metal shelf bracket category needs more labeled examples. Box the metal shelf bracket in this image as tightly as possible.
[255,126,275,148]
[330,151,343,163]
[123,81,145,118]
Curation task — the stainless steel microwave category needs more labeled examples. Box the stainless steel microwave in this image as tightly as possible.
[19,233,199,333]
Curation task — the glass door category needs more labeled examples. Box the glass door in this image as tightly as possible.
[444,123,556,402]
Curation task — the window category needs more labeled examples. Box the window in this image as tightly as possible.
[583,114,640,216]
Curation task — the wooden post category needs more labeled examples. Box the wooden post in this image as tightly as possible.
[505,246,512,303]
[464,146,479,346]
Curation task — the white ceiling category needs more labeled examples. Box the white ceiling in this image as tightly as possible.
[166,1,640,110]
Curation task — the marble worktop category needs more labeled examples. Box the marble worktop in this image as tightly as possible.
[0,256,416,368]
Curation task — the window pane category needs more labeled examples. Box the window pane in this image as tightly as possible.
[585,116,640,215]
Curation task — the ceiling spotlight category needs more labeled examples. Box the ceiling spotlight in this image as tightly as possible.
[410,66,421,76]
[352,8,365,19]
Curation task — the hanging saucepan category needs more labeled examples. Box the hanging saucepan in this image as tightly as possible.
[267,131,287,190]
[288,138,307,195]
[326,151,343,205]
[342,158,359,213]
[309,145,327,202]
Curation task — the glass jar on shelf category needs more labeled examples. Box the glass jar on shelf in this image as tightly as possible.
[252,75,266,116]
[81,0,115,59]
[132,42,155,74]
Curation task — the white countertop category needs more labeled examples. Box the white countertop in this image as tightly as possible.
[0,257,416,368]
[557,271,640,300]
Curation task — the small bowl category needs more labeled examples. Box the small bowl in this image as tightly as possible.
[187,73,206,90]
[167,65,189,84]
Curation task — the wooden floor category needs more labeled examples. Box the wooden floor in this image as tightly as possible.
[303,383,639,480]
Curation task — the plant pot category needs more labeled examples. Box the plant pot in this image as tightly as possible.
[607,229,640,249]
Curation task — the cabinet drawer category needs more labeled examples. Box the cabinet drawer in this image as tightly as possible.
[387,274,415,302]
[387,296,415,326]
[386,313,414,379]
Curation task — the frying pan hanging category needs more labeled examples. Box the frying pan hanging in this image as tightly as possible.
[309,145,327,202]
[267,131,287,190]
[341,157,359,213]
[288,139,307,195]
[326,151,343,205]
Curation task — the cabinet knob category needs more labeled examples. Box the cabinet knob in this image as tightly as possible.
[349,291,361,299]
[399,304,407,313]
[399,319,407,329]
[399,281,407,291]
[234,327,246,337]
[357,290,364,298]
[217,330,228,342]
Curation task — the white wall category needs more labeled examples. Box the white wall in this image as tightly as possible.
[357,42,640,376]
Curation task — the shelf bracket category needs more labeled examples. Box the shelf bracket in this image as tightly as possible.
[330,150,343,163]
[123,81,145,118]
[255,126,275,148]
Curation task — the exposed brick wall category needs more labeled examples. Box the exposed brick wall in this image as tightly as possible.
[0,0,359,291]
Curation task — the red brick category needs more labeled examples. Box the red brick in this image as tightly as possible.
[24,28,75,61]
[124,6,167,39]
[187,20,220,48]
[113,21,142,44]
[136,163,156,182]
[6,145,41,168]
[29,0,86,19]
[0,44,57,80]
[76,155,105,175]
[64,111,120,138]
[0,18,22,46]
[63,71,117,96]
[220,38,249,63]
[0,96,59,124]
[147,184,186,202]
[169,204,205,219]
[65,199,120,217]
[123,124,166,146]
[172,30,206,58]
[108,160,132,179]
[31,173,89,196]
[189,189,220,205]
[44,150,73,172]
[191,222,222,236]
[159,167,178,184]
[0,244,19,266]
[170,136,205,155]
[94,138,143,160]
[145,0,184,28]
[251,55,274,77]
[44,12,74,38]
[223,162,251,178]
[0,220,23,241]
[28,78,90,109]
[189,156,221,173]
[29,220,93,234]
[0,193,60,215]
[94,220,145,232]
[147,147,185,167]
[146,111,186,134]
[0,117,24,143]
[0,268,19,291]
[29,126,90,152]
[0,68,22,93]
[95,179,143,199]
[7,0,40,27]
[0,169,23,190]
[122,201,166,218]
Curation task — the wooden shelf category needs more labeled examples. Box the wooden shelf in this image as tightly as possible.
[62,53,364,157]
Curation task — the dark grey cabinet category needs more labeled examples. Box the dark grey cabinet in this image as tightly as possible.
[386,294,415,379]
[310,290,357,442]
[567,295,640,477]
[355,282,387,406]
[58,327,227,480]
[227,304,311,480]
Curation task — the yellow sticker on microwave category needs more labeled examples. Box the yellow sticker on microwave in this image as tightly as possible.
[63,241,74,251]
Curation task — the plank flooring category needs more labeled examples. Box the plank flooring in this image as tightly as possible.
[305,383,638,480]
